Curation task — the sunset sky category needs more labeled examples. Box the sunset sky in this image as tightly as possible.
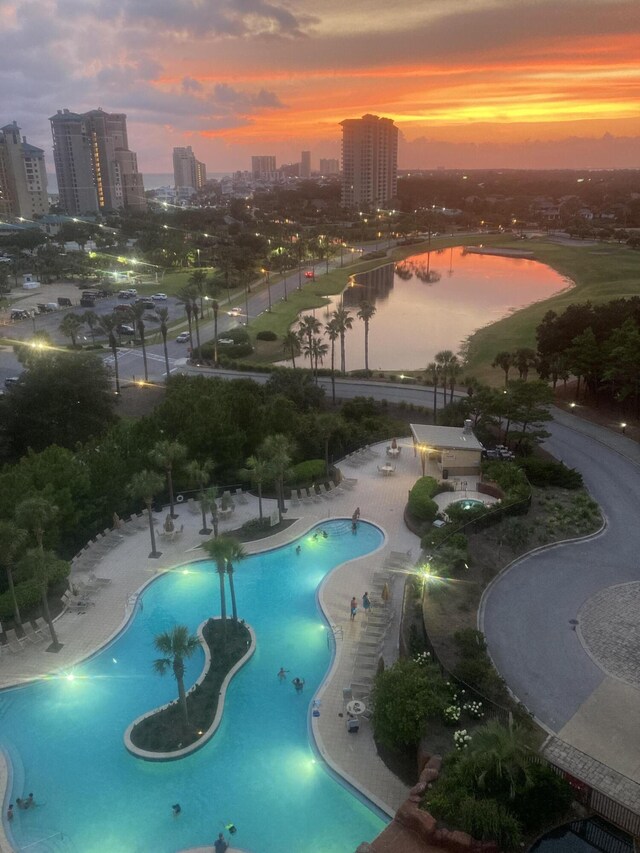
[2,0,640,174]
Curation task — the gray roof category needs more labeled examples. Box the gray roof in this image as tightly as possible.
[410,424,484,452]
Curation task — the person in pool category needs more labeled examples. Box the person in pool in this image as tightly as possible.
[172,803,181,817]
[277,667,289,680]
[292,677,305,692]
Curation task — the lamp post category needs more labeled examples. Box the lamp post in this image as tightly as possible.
[621,422,627,435]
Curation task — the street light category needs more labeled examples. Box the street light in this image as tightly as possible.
[621,422,627,434]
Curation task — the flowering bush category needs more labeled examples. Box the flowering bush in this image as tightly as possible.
[443,704,461,725]
[463,700,484,719]
[413,651,432,666]
[454,729,472,750]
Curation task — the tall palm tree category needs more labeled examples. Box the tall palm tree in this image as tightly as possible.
[426,361,440,423]
[185,459,214,534]
[225,538,246,624]
[98,313,121,394]
[15,497,59,646]
[282,330,301,368]
[18,549,67,648]
[448,355,462,404]
[128,302,152,381]
[357,301,376,376]
[188,269,208,318]
[155,306,171,381]
[492,351,513,387]
[0,520,28,626]
[201,536,234,643]
[150,440,187,519]
[316,413,342,477]
[331,305,353,374]
[310,336,329,381]
[176,287,195,351]
[298,314,321,370]
[200,486,219,537]
[435,349,455,409]
[152,625,200,729]
[128,470,164,558]
[59,313,84,348]
[260,434,294,522]
[243,454,269,520]
[324,318,340,404]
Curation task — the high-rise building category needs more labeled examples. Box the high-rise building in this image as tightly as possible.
[50,108,145,215]
[251,155,276,178]
[0,121,49,219]
[173,146,207,195]
[300,150,311,178]
[340,114,398,208]
[319,158,340,175]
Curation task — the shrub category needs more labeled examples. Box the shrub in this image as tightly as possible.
[445,502,489,525]
[255,330,277,341]
[288,459,326,485]
[0,579,41,621]
[516,457,582,489]
[510,762,573,830]
[239,517,271,535]
[408,477,440,522]
[481,461,530,501]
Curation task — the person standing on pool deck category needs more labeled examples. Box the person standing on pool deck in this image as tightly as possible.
[350,596,358,620]
[362,592,371,614]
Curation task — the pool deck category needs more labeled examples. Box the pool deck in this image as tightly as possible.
[0,438,473,848]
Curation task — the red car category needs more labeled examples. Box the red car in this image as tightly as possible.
[304,271,315,279]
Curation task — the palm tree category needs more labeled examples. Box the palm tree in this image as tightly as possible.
[82,309,100,345]
[185,459,214,534]
[200,486,219,537]
[128,302,154,381]
[357,301,376,376]
[298,314,321,370]
[331,305,353,374]
[324,318,340,403]
[153,625,200,729]
[310,336,328,381]
[512,347,537,381]
[492,351,513,387]
[225,538,246,624]
[260,434,294,522]
[243,454,269,520]
[155,306,171,381]
[448,355,462,404]
[59,313,84,348]
[456,719,536,801]
[201,536,234,642]
[435,349,455,409]
[150,440,187,519]
[426,361,440,423]
[176,287,195,351]
[282,330,301,368]
[128,470,164,558]
[316,413,342,477]
[15,497,60,646]
[98,313,121,394]
[0,520,28,626]
[188,269,208,318]
[18,548,67,648]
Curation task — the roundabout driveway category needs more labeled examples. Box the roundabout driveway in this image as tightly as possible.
[480,410,640,783]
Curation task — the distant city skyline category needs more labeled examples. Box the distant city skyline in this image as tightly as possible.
[1,1,639,173]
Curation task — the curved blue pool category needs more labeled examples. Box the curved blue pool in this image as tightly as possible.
[1,520,387,853]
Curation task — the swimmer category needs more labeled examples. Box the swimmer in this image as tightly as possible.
[321,530,328,539]
[292,677,305,692]
[7,804,13,822]
[295,545,301,555]
[312,532,318,541]
[26,794,34,809]
[277,667,289,680]
[172,803,181,817]
[16,798,27,810]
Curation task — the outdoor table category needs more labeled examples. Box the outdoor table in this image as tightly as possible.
[380,464,395,476]
[346,699,366,716]
[386,447,400,458]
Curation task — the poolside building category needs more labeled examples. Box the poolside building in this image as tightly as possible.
[410,421,484,479]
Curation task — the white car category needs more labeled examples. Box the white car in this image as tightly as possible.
[227,307,242,316]
[151,293,168,301]
[176,332,190,343]
[218,338,235,345]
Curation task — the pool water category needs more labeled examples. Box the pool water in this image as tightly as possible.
[1,521,386,853]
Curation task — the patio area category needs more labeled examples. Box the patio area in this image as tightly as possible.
[0,437,433,848]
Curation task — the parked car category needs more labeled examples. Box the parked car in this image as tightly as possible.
[117,290,133,299]
[4,377,19,388]
[79,296,95,308]
[218,338,235,345]
[114,304,132,313]
[176,332,190,343]
[227,307,242,316]
[57,297,73,307]
[116,324,135,336]
[151,292,168,301]
[136,298,155,309]
[126,288,138,296]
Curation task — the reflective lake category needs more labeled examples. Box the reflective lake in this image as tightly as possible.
[303,246,570,371]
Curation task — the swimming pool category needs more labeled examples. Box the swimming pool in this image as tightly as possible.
[1,520,387,853]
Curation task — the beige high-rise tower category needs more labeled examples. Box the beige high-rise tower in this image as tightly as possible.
[340,114,398,208]
[0,122,49,219]
[173,146,207,194]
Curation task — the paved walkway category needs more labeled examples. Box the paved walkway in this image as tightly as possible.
[0,439,433,850]
[481,406,640,798]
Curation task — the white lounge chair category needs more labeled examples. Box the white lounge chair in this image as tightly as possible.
[234,488,249,505]
[22,622,45,645]
[34,617,51,640]
[89,573,112,587]
[5,628,28,652]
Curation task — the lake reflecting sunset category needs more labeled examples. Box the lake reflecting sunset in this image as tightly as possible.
[308,246,571,371]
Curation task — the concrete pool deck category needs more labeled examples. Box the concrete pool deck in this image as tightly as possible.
[0,438,433,847]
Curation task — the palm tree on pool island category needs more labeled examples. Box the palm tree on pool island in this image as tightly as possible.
[153,625,200,730]
[201,535,234,644]
[128,469,164,558]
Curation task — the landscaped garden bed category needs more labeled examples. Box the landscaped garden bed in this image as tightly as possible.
[130,619,251,753]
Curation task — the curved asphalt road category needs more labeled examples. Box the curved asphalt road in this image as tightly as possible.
[480,413,640,733]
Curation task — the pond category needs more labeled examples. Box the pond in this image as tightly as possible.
[302,246,570,371]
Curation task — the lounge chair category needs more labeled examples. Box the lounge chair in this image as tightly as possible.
[299,489,312,506]
[62,592,91,613]
[5,628,28,652]
[342,478,358,490]
[289,491,300,508]
[234,488,248,505]
[308,487,322,504]
[89,573,112,587]
[320,484,334,500]
[187,499,201,515]
[34,617,51,641]
[22,621,45,645]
